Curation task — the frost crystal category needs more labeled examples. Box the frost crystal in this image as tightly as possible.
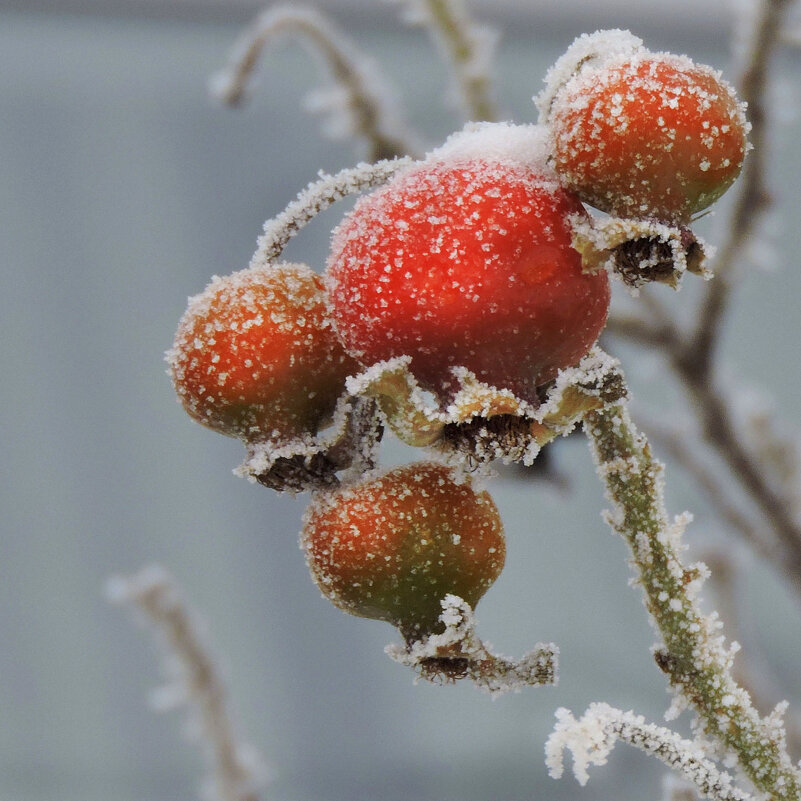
[546,704,751,801]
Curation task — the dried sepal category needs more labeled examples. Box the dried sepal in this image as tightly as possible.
[386,595,558,696]
[347,350,626,467]
[571,213,712,291]
[440,349,628,467]
[237,395,382,492]
[346,357,445,447]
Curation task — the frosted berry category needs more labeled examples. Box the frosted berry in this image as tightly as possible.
[326,157,610,404]
[168,263,359,443]
[302,461,505,642]
[539,31,748,223]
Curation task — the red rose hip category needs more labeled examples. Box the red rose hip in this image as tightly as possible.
[302,461,506,641]
[326,157,610,403]
[168,263,359,443]
[539,31,749,223]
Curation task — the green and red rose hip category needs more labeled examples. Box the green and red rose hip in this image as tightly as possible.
[302,462,506,641]
[168,30,749,644]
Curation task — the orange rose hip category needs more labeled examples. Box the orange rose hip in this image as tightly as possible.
[541,33,749,223]
[168,263,359,442]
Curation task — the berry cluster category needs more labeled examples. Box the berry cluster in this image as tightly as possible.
[167,30,747,672]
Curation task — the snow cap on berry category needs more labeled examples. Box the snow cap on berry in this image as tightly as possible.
[536,29,644,122]
[426,121,554,177]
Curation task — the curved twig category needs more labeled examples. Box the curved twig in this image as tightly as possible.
[212,5,419,161]
[250,157,414,268]
[108,567,267,801]
[396,0,499,122]
[546,703,752,801]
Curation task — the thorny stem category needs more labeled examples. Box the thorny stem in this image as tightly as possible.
[412,0,499,122]
[109,567,264,801]
[213,6,416,161]
[703,551,801,761]
[584,398,801,800]
[689,0,789,371]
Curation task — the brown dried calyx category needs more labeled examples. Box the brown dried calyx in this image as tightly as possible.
[242,396,383,493]
[571,213,711,291]
[609,226,706,289]
[439,351,628,468]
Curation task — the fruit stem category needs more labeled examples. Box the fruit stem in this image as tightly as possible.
[250,157,414,269]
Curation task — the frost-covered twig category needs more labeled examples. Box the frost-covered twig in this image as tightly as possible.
[211,5,417,161]
[691,0,790,371]
[395,0,499,121]
[546,703,752,801]
[108,566,267,801]
[250,157,414,268]
[606,308,801,602]
[386,595,558,696]
[583,374,801,800]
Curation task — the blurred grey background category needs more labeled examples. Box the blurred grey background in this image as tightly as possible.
[2,2,801,800]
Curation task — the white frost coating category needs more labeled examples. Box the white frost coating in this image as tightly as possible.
[386,594,558,696]
[533,347,622,427]
[250,158,415,269]
[536,29,644,121]
[570,213,714,294]
[108,566,269,801]
[546,704,752,801]
[426,121,554,176]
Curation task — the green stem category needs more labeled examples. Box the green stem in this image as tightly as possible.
[584,399,801,800]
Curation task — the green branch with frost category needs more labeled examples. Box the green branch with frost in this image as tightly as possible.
[583,371,801,801]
